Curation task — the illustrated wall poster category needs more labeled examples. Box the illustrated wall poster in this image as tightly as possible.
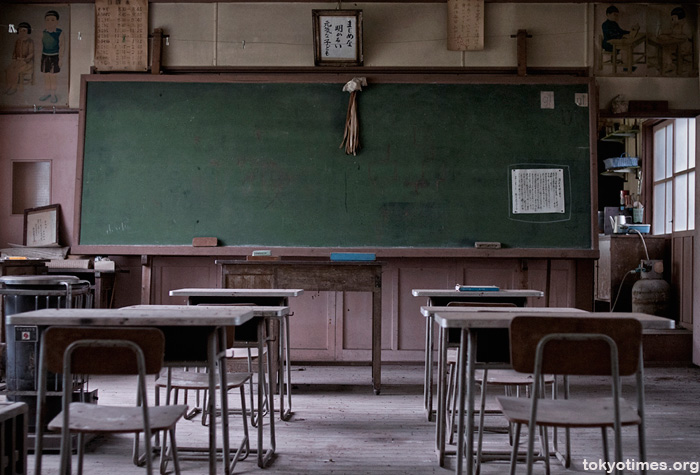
[0,5,70,108]
[594,4,697,77]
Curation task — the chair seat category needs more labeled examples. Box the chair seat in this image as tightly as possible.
[474,369,554,386]
[226,347,263,359]
[156,369,252,390]
[48,402,188,434]
[497,396,641,428]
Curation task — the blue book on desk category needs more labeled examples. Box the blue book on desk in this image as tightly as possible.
[330,252,376,261]
[455,285,500,292]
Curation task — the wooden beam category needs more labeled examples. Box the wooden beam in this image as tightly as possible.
[151,28,163,75]
[511,29,532,77]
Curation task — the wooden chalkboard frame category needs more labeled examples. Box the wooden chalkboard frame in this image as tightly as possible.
[73,69,598,259]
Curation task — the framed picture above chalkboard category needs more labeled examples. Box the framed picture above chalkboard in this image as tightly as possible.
[312,10,363,66]
[24,204,60,247]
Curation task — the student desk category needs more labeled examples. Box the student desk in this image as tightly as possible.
[411,289,544,421]
[126,304,290,468]
[6,305,258,475]
[647,35,687,75]
[168,288,303,421]
[421,305,583,466]
[608,33,646,74]
[427,307,675,475]
[217,260,384,394]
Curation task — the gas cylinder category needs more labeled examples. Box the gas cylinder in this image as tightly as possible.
[631,260,671,318]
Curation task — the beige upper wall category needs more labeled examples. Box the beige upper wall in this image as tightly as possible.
[70,3,699,109]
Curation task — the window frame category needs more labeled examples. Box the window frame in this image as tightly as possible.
[648,118,696,236]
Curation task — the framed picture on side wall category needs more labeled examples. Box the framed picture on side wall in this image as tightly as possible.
[24,204,60,247]
[312,10,363,66]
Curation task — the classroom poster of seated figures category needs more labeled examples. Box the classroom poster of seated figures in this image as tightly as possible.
[0,5,70,108]
[595,4,697,77]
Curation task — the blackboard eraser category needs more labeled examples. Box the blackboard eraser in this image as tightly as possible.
[192,237,218,247]
[474,242,501,249]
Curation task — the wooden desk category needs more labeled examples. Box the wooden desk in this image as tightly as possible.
[421,305,582,465]
[168,288,303,420]
[428,308,674,475]
[647,35,686,75]
[217,260,384,394]
[127,304,289,468]
[412,289,544,421]
[7,306,257,475]
[608,33,646,74]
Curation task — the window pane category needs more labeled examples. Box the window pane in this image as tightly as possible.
[653,182,665,234]
[654,127,666,181]
[690,119,696,169]
[675,119,688,172]
[665,181,673,234]
[12,161,51,214]
[674,173,688,231]
[666,125,674,179]
[689,171,695,231]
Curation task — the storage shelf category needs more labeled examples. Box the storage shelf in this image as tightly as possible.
[601,166,640,178]
[601,129,640,142]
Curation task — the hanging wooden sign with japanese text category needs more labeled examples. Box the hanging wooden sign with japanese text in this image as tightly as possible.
[447,0,484,51]
[94,0,148,71]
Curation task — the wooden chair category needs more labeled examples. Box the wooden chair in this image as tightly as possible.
[497,316,645,475]
[34,326,188,475]
[155,367,252,473]
[190,303,270,427]
[597,34,615,71]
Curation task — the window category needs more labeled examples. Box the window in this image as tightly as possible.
[652,118,695,235]
[12,161,51,215]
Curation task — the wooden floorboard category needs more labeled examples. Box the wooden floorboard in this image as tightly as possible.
[10,364,700,474]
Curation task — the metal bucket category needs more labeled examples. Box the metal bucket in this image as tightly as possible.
[1,275,93,432]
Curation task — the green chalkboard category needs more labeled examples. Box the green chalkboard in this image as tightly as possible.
[79,77,593,249]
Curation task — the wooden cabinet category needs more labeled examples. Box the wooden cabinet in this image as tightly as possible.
[595,234,669,312]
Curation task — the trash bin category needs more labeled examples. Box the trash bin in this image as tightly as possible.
[1,275,92,432]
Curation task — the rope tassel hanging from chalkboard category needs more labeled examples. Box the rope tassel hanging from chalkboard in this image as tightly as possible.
[340,77,367,156]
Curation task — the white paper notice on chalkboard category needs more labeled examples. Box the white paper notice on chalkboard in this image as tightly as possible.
[511,168,565,214]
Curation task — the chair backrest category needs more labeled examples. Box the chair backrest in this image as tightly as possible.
[509,316,642,377]
[42,326,165,375]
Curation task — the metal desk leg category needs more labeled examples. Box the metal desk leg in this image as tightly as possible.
[456,329,477,475]
[425,312,435,421]
[279,314,293,421]
[256,318,276,467]
[207,329,231,475]
[436,326,448,466]
[215,327,234,475]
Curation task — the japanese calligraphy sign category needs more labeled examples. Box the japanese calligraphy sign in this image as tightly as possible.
[94,0,148,71]
[447,0,484,51]
[511,168,566,214]
[313,10,363,66]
